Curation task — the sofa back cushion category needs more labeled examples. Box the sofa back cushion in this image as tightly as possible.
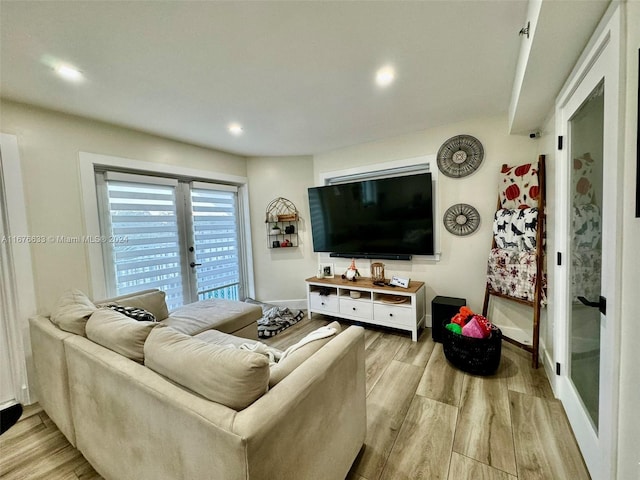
[98,289,169,322]
[50,289,97,336]
[269,321,341,387]
[86,308,158,363]
[144,326,270,410]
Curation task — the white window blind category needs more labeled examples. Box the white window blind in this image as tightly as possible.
[105,178,184,309]
[191,184,240,301]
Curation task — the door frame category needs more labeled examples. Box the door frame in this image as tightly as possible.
[553,4,623,479]
[0,133,37,405]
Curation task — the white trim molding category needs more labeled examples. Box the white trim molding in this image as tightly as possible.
[0,133,37,404]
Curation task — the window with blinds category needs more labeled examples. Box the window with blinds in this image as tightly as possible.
[97,172,243,310]
[103,176,184,309]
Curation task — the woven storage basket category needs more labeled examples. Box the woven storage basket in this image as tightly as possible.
[442,326,502,376]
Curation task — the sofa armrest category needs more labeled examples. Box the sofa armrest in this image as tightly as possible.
[233,325,366,480]
[28,315,77,447]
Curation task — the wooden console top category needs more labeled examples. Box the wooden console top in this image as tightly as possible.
[305,276,424,294]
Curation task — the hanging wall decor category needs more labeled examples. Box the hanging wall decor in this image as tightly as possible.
[437,134,484,178]
[443,203,480,236]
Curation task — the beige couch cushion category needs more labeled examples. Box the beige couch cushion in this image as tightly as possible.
[50,289,97,336]
[269,321,341,387]
[195,329,265,348]
[163,298,261,335]
[144,326,270,410]
[100,290,169,322]
[85,308,158,363]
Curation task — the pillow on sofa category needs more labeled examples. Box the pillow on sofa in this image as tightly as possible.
[98,290,169,322]
[86,308,158,363]
[144,326,270,411]
[269,321,341,387]
[50,289,97,336]
[104,304,157,322]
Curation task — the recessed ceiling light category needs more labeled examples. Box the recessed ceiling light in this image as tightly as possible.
[228,123,243,135]
[55,64,83,82]
[375,66,395,87]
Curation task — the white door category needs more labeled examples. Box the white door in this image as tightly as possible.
[554,7,621,479]
[0,164,17,406]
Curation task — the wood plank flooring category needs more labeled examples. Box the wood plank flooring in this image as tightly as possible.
[0,316,591,480]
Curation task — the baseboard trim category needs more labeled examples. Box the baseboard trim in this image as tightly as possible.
[263,299,307,310]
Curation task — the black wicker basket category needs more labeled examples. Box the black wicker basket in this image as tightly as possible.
[442,326,502,376]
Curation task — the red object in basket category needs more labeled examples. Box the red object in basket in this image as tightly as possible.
[471,314,493,337]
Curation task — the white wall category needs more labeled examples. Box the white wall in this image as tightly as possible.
[246,155,316,305]
[313,114,540,334]
[617,2,640,477]
[0,99,248,313]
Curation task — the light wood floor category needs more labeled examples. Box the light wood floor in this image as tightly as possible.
[0,317,591,480]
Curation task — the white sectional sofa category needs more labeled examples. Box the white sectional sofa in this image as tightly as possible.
[29,289,366,480]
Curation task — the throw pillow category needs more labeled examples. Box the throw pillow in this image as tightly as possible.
[86,308,158,363]
[98,290,169,322]
[104,304,156,322]
[49,289,97,336]
[144,327,270,411]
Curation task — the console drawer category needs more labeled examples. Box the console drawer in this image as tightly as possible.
[373,303,414,328]
[339,298,373,320]
[309,292,339,313]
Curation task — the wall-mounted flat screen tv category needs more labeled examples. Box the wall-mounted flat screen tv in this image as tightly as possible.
[307,173,434,259]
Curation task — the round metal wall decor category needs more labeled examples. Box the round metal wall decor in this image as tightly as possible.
[443,203,480,236]
[437,135,484,178]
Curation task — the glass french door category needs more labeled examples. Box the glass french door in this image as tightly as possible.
[568,81,604,431]
[186,183,241,303]
[555,7,621,479]
[98,172,243,310]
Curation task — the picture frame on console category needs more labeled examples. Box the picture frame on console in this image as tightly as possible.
[318,263,334,278]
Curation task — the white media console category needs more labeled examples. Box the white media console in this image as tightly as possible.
[305,276,426,341]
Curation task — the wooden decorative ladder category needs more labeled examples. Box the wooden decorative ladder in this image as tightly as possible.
[482,155,546,368]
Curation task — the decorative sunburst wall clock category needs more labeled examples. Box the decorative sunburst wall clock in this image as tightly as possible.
[443,203,480,236]
[437,135,484,178]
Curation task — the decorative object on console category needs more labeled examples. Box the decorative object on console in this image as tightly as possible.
[443,203,480,236]
[319,263,334,278]
[370,262,385,283]
[437,134,484,178]
[342,258,361,281]
[389,275,410,288]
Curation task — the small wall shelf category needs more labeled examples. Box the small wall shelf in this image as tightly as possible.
[265,197,299,249]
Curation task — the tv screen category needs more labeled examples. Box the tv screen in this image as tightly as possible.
[308,173,434,258]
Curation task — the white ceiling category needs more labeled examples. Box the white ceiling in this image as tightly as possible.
[0,1,608,157]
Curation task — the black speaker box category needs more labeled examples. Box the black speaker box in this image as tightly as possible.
[431,296,466,343]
